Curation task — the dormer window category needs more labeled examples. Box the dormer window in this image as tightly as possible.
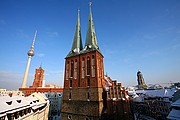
[16,100,21,103]
[6,101,12,105]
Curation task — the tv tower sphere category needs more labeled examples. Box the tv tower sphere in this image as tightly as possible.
[28,48,34,56]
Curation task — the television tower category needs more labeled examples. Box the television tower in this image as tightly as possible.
[21,31,37,88]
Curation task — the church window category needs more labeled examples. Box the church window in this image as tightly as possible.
[98,59,101,77]
[74,59,77,79]
[87,89,90,101]
[82,58,85,78]
[66,61,69,80]
[122,92,125,98]
[70,80,72,88]
[70,60,74,78]
[69,93,71,100]
[92,55,95,77]
[87,57,90,76]
[87,78,90,87]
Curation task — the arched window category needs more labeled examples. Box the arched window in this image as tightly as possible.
[70,60,74,78]
[74,59,77,79]
[82,58,85,78]
[70,80,72,88]
[87,89,90,101]
[92,55,95,77]
[98,59,101,78]
[87,78,90,87]
[87,57,90,76]
[66,61,69,80]
[69,92,71,100]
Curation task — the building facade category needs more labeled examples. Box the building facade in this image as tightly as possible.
[137,71,147,90]
[61,4,104,120]
[45,92,63,120]
[61,3,133,120]
[19,66,63,96]
[130,88,177,119]
[31,66,44,88]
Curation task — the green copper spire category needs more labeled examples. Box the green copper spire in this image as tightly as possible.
[84,2,100,52]
[66,10,83,57]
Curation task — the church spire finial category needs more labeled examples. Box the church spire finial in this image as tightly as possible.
[89,2,92,11]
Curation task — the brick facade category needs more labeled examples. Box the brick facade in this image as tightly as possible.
[61,51,104,120]
[31,66,44,88]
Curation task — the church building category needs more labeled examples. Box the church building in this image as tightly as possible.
[61,3,104,120]
[61,3,133,120]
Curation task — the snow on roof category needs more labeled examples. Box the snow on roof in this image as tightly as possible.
[36,92,48,100]
[145,89,176,98]
[0,92,49,114]
[135,88,176,98]
[171,98,180,107]
[167,109,180,120]
[104,75,112,88]
[0,96,29,113]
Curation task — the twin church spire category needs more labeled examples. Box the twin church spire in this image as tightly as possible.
[70,10,83,54]
[66,2,100,58]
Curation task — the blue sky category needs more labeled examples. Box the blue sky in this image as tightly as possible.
[0,0,180,90]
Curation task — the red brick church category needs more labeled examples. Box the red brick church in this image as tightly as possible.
[61,3,133,120]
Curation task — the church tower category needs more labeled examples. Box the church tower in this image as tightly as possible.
[137,70,147,89]
[61,3,104,120]
[32,66,44,88]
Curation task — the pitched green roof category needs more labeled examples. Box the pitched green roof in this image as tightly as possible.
[82,2,101,54]
[66,10,83,58]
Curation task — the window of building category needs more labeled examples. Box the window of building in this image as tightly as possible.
[108,91,110,99]
[70,60,74,78]
[74,59,77,79]
[68,114,72,120]
[92,55,95,77]
[66,61,69,80]
[69,92,71,100]
[122,92,125,98]
[70,80,72,88]
[88,78,90,87]
[87,57,90,76]
[87,89,90,101]
[82,58,85,78]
